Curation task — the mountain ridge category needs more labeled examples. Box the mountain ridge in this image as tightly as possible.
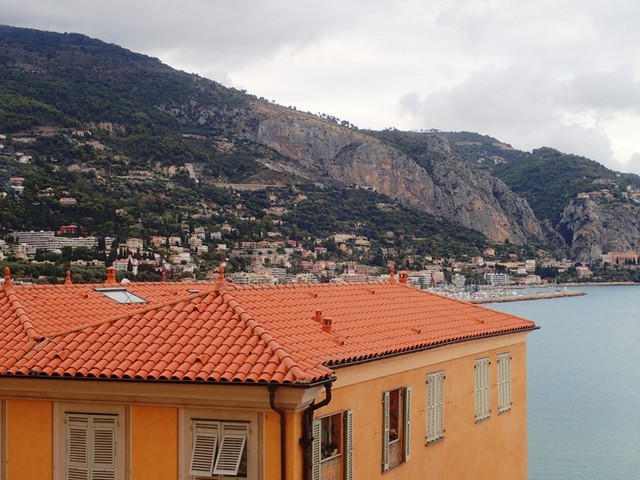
[1,25,639,263]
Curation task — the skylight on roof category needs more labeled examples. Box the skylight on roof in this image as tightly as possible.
[95,287,147,304]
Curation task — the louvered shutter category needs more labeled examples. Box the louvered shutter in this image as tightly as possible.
[426,372,444,443]
[344,410,354,480]
[190,421,219,477]
[428,375,436,442]
[506,354,512,407]
[213,423,248,476]
[91,416,117,480]
[403,387,411,461]
[498,353,512,412]
[475,358,490,421]
[475,361,481,420]
[483,359,490,418]
[67,416,89,480]
[435,372,444,440]
[382,391,390,471]
[311,419,322,480]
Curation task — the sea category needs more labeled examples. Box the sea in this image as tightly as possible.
[489,285,640,480]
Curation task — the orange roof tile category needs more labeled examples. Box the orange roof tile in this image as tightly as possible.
[0,273,536,385]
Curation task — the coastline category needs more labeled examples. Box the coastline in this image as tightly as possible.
[469,289,585,304]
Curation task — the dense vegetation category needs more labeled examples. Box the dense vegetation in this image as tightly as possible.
[440,132,640,224]
[4,24,640,280]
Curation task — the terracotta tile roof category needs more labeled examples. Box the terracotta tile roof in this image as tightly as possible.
[0,269,536,385]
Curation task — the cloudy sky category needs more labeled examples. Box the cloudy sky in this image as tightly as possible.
[3,0,640,173]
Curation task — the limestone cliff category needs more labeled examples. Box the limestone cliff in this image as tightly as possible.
[245,102,545,245]
[558,198,640,261]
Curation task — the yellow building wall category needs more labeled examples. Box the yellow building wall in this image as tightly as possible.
[315,336,529,480]
[266,410,305,480]
[6,399,52,480]
[130,406,178,480]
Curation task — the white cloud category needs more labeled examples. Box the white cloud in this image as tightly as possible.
[2,0,640,172]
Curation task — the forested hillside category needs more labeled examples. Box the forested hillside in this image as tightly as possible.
[2,25,640,268]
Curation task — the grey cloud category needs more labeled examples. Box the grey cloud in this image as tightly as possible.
[568,69,640,114]
[3,0,640,173]
[399,65,624,171]
[2,0,351,71]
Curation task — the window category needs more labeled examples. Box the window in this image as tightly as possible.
[426,371,444,443]
[497,352,512,413]
[311,410,354,480]
[95,287,147,304]
[474,358,491,422]
[320,412,342,459]
[65,413,117,480]
[382,387,411,472]
[189,421,248,479]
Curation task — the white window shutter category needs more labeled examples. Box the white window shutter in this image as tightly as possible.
[190,421,219,477]
[403,387,411,461]
[344,410,354,480]
[506,354,512,407]
[436,372,444,439]
[67,416,89,480]
[214,434,246,475]
[498,353,512,412]
[483,359,490,417]
[91,416,117,480]
[382,391,390,471]
[311,419,322,480]
[213,423,248,476]
[475,358,490,421]
[427,372,445,443]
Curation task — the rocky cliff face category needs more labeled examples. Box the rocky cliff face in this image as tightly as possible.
[558,198,640,261]
[246,102,545,245]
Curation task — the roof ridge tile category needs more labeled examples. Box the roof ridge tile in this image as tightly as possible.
[223,292,333,383]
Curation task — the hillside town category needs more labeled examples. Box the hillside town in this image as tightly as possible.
[3,220,638,292]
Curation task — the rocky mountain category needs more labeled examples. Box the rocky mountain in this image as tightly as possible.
[558,198,640,261]
[246,104,544,244]
[1,25,639,261]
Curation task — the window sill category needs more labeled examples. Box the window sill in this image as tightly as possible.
[321,453,342,462]
[426,436,444,446]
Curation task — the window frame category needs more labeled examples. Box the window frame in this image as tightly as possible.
[426,371,445,444]
[180,408,259,480]
[474,357,491,422]
[54,403,127,480]
[497,352,512,413]
[189,420,248,478]
[382,387,411,472]
[311,410,354,480]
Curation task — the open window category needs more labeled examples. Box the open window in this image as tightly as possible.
[382,387,411,472]
[189,420,248,479]
[311,410,354,480]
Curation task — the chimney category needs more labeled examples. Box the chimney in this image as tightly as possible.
[64,270,73,285]
[3,267,12,289]
[106,266,117,284]
[214,264,227,292]
[399,271,408,285]
[322,317,333,333]
[314,310,323,323]
[388,262,396,284]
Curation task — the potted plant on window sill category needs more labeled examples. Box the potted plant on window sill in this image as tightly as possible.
[327,442,338,456]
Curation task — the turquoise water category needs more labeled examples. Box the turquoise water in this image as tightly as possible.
[489,286,640,479]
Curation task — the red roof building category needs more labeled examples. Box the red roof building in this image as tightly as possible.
[0,265,537,480]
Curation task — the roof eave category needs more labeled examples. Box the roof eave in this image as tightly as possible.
[327,325,539,370]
